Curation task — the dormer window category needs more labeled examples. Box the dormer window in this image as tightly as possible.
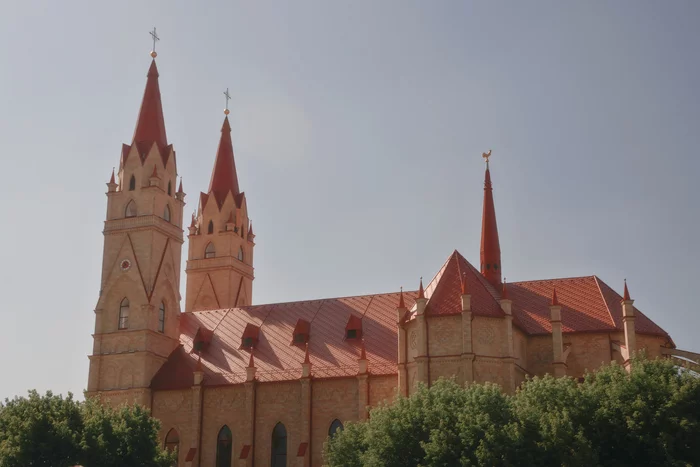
[240,324,260,350]
[345,315,362,341]
[192,327,213,353]
[291,319,310,345]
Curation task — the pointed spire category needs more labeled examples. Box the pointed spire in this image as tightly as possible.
[417,277,425,300]
[132,60,168,149]
[177,177,184,194]
[398,287,406,309]
[151,165,159,179]
[248,221,254,237]
[195,353,203,372]
[461,272,469,295]
[247,350,255,368]
[501,278,509,300]
[623,279,631,301]
[551,287,559,306]
[109,168,115,184]
[208,116,240,205]
[189,212,196,228]
[359,340,367,360]
[480,152,502,289]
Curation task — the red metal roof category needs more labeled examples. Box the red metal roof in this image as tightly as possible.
[151,250,670,389]
[132,61,168,151]
[208,117,240,207]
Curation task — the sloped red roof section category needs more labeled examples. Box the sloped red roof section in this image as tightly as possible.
[510,276,668,337]
[152,250,670,388]
[208,117,241,207]
[424,251,504,318]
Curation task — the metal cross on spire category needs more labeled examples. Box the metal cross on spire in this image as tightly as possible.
[149,27,160,58]
[224,88,231,115]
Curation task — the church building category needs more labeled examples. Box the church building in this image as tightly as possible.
[86,54,676,467]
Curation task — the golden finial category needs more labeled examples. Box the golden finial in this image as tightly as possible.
[149,27,159,58]
[482,149,492,169]
[224,88,231,115]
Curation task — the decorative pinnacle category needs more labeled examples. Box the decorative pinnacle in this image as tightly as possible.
[623,279,631,301]
[149,27,159,58]
[224,88,231,115]
[417,277,425,299]
[398,286,405,309]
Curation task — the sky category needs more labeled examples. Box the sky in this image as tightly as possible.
[0,1,698,400]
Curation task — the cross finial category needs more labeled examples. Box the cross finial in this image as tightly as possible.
[224,88,231,115]
[149,27,160,58]
[482,149,492,168]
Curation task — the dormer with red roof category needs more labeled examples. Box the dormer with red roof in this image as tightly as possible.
[345,315,363,341]
[185,109,255,313]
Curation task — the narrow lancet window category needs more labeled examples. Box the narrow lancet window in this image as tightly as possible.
[208,220,214,234]
[164,428,179,461]
[158,302,165,333]
[118,298,129,330]
[205,242,216,259]
[329,419,344,438]
[129,175,136,191]
[271,422,287,467]
[216,425,232,467]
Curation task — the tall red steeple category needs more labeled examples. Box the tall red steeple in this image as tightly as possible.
[208,116,240,205]
[132,60,168,149]
[480,151,502,288]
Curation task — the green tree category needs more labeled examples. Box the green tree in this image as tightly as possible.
[324,358,700,467]
[0,390,83,467]
[0,391,175,467]
[81,399,175,467]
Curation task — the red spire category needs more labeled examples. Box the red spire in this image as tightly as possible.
[480,160,502,288]
[501,278,509,299]
[623,279,631,301]
[132,60,168,149]
[248,222,254,237]
[398,287,406,309]
[551,287,559,306]
[359,340,367,360]
[417,277,425,300]
[247,350,255,368]
[303,344,310,364]
[208,116,240,205]
[151,165,159,179]
[461,273,469,295]
[109,168,115,184]
[177,178,184,194]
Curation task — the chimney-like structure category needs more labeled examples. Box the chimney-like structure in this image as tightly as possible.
[622,280,636,364]
[549,288,566,377]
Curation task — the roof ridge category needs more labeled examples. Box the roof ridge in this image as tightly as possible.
[592,276,618,329]
[511,275,597,285]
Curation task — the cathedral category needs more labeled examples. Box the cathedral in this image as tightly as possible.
[86,54,676,467]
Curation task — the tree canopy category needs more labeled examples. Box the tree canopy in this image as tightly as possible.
[0,391,175,467]
[324,358,700,467]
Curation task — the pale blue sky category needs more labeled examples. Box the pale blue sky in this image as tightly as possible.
[0,1,697,400]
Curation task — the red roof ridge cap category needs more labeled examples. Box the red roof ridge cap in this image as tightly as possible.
[592,276,618,329]
[511,274,597,285]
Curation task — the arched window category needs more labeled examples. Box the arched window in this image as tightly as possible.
[163,205,171,223]
[158,302,165,333]
[329,419,344,438]
[208,220,214,234]
[129,175,136,191]
[237,247,244,262]
[125,200,137,218]
[205,242,216,259]
[216,425,232,467]
[118,298,129,330]
[167,180,172,196]
[164,428,179,462]
[271,422,287,467]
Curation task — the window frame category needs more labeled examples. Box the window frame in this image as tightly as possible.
[328,419,344,438]
[158,302,165,333]
[118,298,129,330]
[271,422,287,467]
[205,242,216,259]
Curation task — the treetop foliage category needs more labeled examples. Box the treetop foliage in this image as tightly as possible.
[0,391,175,467]
[324,357,700,467]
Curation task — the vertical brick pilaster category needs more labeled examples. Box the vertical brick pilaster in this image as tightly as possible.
[357,374,369,420]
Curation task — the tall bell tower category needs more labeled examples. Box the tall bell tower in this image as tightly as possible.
[185,103,255,313]
[87,51,185,407]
